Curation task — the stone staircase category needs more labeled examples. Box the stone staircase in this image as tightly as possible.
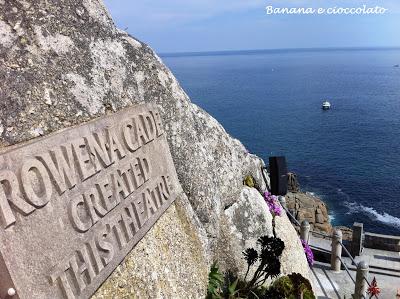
[309,236,400,299]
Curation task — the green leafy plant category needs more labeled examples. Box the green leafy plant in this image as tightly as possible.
[206,237,315,299]
[206,266,242,299]
[272,275,293,297]
[245,236,285,289]
[223,272,240,298]
[206,236,286,298]
[270,273,315,299]
[207,262,224,299]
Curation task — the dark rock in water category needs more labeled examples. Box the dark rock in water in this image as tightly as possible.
[288,172,300,193]
[394,64,399,67]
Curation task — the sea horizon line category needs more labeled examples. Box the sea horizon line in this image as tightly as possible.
[160,46,400,57]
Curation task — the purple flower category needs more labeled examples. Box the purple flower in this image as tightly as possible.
[263,191,282,216]
[301,239,314,266]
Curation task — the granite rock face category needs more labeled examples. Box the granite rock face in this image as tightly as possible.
[92,196,209,299]
[0,0,311,296]
[286,192,332,233]
[219,187,274,275]
[221,187,312,283]
[0,0,265,250]
[275,211,312,279]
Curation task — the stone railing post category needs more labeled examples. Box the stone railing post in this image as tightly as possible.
[331,229,343,272]
[300,220,310,243]
[351,222,363,257]
[353,261,369,299]
[278,196,287,211]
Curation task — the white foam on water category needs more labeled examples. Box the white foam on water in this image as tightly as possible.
[345,202,400,229]
[360,206,400,229]
[328,213,335,222]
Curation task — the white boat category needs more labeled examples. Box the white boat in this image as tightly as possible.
[322,101,331,110]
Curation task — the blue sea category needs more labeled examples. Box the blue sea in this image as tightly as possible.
[161,48,400,235]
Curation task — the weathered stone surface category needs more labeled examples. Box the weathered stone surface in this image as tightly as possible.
[286,192,332,234]
[92,197,209,299]
[287,172,300,193]
[219,187,273,275]
[336,225,353,241]
[0,104,186,299]
[0,0,266,253]
[315,208,325,224]
[0,0,311,296]
[219,187,312,284]
[275,210,313,282]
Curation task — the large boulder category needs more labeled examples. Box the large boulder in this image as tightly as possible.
[0,0,311,296]
[286,192,332,233]
[219,187,311,282]
[219,187,274,275]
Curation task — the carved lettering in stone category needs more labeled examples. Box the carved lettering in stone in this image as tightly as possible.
[0,104,180,299]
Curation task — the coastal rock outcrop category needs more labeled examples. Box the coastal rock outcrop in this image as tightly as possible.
[286,192,332,233]
[285,172,332,233]
[285,175,353,240]
[0,0,311,296]
[288,172,300,193]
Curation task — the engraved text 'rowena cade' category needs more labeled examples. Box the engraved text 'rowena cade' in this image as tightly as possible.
[0,104,181,299]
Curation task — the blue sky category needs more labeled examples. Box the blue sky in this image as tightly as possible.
[103,0,400,53]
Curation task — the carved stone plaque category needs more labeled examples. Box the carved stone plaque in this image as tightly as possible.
[0,103,180,299]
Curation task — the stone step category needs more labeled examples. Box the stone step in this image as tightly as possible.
[358,248,400,272]
[341,257,400,279]
[311,260,400,299]
[311,261,354,299]
[307,235,400,297]
[309,235,400,273]
[369,266,400,278]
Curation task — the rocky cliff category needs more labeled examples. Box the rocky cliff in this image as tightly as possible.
[0,0,311,297]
